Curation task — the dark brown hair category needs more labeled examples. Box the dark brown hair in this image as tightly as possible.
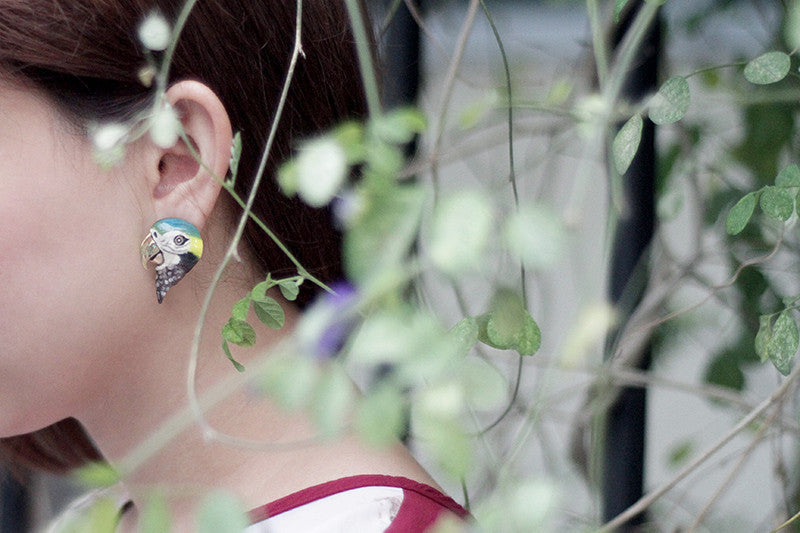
[0,0,367,473]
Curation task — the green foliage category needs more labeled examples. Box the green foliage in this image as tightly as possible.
[429,190,494,274]
[196,491,249,533]
[344,183,425,283]
[355,384,408,447]
[220,275,302,369]
[648,76,690,125]
[755,311,799,376]
[139,492,171,533]
[73,462,121,488]
[476,288,541,356]
[60,498,119,533]
[613,113,643,175]
[726,164,800,235]
[743,51,791,85]
[504,203,566,269]
[227,131,242,186]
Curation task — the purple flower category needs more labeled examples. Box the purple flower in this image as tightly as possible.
[299,282,360,359]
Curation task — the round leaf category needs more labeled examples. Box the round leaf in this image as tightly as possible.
[767,311,798,376]
[196,491,249,533]
[755,314,772,363]
[759,186,794,221]
[613,114,643,175]
[429,190,494,274]
[504,204,566,269]
[776,164,800,187]
[725,192,757,235]
[648,76,690,125]
[278,278,301,301]
[744,51,791,85]
[355,385,407,447]
[140,492,171,533]
[311,364,354,436]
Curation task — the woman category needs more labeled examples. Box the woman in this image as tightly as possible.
[0,0,467,530]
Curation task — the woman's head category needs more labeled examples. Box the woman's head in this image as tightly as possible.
[0,0,367,472]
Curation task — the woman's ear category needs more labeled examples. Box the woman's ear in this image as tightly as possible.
[149,80,232,230]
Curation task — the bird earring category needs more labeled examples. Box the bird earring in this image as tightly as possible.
[140,218,203,303]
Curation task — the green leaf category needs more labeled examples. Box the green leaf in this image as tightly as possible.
[776,164,800,187]
[614,0,630,22]
[767,311,798,376]
[460,357,507,411]
[221,318,256,347]
[613,114,643,175]
[428,190,494,274]
[668,440,694,468]
[277,159,298,196]
[504,203,566,269]
[72,462,120,488]
[448,317,480,358]
[648,76,690,125]
[228,131,242,184]
[744,51,791,85]
[755,315,772,363]
[411,407,472,478]
[278,278,302,301]
[311,364,354,436]
[332,121,366,163]
[704,354,745,391]
[221,340,245,372]
[64,498,119,533]
[371,107,427,145]
[253,297,285,329]
[477,288,542,356]
[344,184,425,283]
[349,310,439,366]
[196,491,249,533]
[140,492,171,533]
[725,192,758,235]
[231,296,251,322]
[257,353,319,409]
[759,186,794,221]
[356,384,407,447]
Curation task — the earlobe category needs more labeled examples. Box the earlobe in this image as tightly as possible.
[150,81,233,231]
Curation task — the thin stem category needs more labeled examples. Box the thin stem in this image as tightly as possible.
[186,0,305,442]
[587,0,609,88]
[478,0,526,305]
[344,0,382,118]
[597,363,800,532]
[429,0,480,201]
[687,407,777,532]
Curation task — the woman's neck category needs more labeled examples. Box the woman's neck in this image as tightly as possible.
[77,270,435,529]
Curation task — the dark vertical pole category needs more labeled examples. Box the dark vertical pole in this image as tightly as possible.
[379,0,421,112]
[603,3,660,530]
[0,471,28,533]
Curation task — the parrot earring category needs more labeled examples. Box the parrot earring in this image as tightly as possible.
[140,218,204,303]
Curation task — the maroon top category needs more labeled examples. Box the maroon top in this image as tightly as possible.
[249,474,470,532]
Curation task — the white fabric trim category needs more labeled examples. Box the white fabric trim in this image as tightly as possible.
[245,485,405,533]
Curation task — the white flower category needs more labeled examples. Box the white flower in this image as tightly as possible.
[149,103,180,148]
[138,12,171,52]
[91,123,128,151]
[296,137,348,208]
